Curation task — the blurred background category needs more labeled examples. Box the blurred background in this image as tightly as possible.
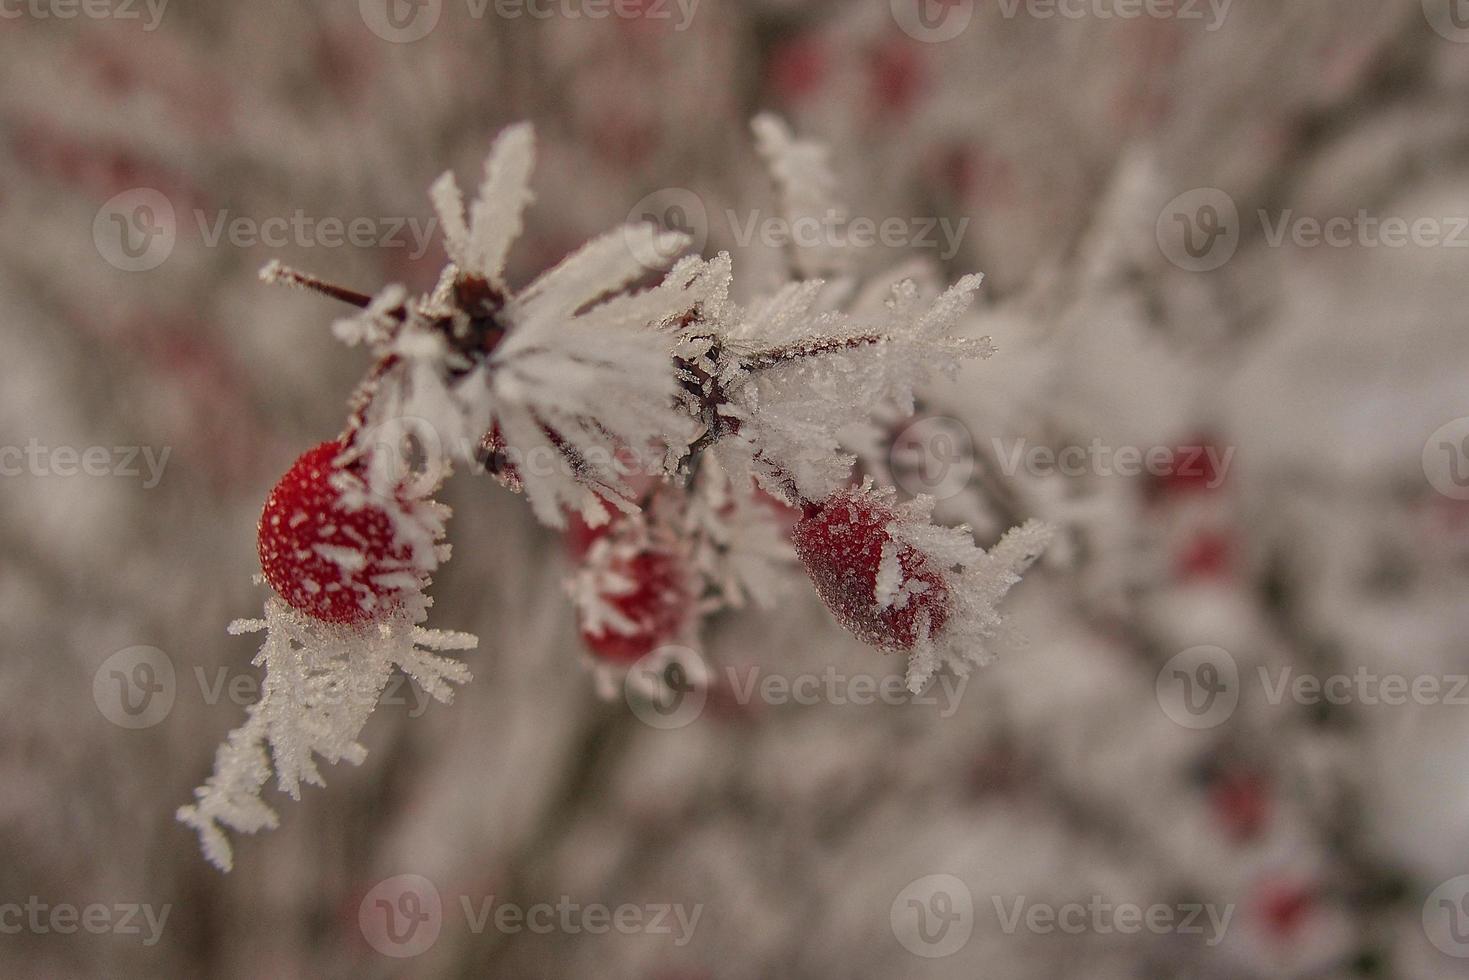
[4,0,1469,976]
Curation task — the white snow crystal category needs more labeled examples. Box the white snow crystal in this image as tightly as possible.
[177,598,474,871]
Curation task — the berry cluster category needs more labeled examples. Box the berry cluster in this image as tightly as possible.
[187,117,1049,870]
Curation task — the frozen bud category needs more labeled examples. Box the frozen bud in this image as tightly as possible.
[568,513,696,663]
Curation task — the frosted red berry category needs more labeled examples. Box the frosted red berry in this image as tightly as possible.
[792,491,949,651]
[257,440,410,625]
[576,541,692,664]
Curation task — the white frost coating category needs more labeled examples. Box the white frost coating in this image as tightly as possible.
[899,514,1054,693]
[431,121,537,284]
[189,116,1051,871]
[346,125,707,530]
[694,263,991,504]
[874,539,904,611]
[331,284,406,348]
[751,114,849,280]
[311,543,366,572]
[177,598,474,872]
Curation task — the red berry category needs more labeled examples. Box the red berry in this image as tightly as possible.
[1209,769,1270,841]
[1176,529,1233,580]
[1254,880,1315,940]
[869,37,924,114]
[767,35,826,103]
[257,440,413,625]
[791,491,949,651]
[576,544,692,663]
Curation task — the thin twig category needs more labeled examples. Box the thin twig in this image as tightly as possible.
[258,260,378,310]
[740,334,884,370]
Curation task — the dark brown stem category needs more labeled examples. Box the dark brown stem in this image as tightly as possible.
[259,261,385,312]
[740,334,884,371]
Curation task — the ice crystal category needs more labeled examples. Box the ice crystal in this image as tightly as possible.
[177,598,474,871]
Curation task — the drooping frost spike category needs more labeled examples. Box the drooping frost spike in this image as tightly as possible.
[177,598,475,871]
